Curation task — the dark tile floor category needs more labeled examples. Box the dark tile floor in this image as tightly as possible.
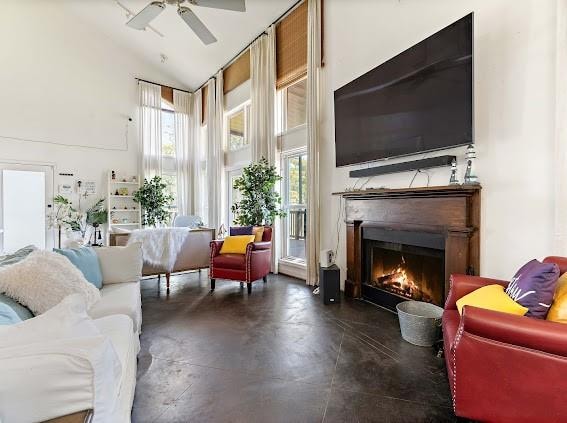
[133,272,457,423]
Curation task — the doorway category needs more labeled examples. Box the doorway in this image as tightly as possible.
[0,163,54,254]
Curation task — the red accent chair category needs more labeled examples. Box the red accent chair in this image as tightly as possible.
[209,227,272,294]
[443,256,567,423]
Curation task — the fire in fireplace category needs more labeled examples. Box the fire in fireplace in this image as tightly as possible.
[363,239,445,310]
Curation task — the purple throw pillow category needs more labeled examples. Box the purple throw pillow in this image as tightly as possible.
[230,226,253,236]
[505,259,560,319]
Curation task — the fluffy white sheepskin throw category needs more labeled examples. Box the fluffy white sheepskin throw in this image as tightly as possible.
[127,227,190,271]
[0,250,101,315]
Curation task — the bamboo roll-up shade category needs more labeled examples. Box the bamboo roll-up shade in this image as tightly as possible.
[161,86,173,106]
[201,84,208,125]
[276,1,307,89]
[223,49,251,94]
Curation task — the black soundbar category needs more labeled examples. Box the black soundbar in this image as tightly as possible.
[349,155,456,178]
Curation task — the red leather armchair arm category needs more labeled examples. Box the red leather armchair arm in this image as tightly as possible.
[210,240,224,257]
[245,242,272,281]
[460,306,567,357]
[251,241,271,251]
[445,274,509,310]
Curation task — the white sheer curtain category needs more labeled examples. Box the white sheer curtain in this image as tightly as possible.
[554,0,567,254]
[173,90,193,216]
[250,25,276,164]
[139,81,162,180]
[205,75,224,230]
[306,0,322,286]
[192,89,204,219]
[249,24,280,272]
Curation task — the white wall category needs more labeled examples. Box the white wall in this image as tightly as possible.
[319,0,560,285]
[0,1,186,226]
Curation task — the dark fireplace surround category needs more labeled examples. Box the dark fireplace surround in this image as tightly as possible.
[334,186,481,310]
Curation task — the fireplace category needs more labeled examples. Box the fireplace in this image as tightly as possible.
[334,185,481,305]
[362,227,446,310]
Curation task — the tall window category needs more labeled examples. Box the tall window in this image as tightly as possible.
[282,151,307,261]
[276,78,307,135]
[226,104,250,151]
[160,100,177,220]
[277,77,307,265]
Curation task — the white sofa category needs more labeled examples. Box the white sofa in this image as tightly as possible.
[0,244,143,423]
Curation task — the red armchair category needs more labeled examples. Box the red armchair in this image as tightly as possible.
[443,256,567,423]
[209,227,272,294]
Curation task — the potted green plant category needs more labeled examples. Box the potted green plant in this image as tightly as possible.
[133,176,174,227]
[231,157,286,226]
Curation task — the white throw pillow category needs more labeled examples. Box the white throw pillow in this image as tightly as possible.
[0,294,100,347]
[95,242,143,284]
[0,250,101,315]
[0,294,122,423]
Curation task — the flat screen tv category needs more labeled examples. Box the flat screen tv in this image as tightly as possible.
[334,14,473,167]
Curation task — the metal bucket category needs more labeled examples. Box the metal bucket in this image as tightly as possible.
[396,301,444,347]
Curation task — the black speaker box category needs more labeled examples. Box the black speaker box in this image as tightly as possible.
[320,264,340,305]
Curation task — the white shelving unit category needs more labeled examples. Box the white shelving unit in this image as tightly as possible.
[107,171,142,234]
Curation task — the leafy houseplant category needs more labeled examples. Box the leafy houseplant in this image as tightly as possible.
[133,176,174,227]
[231,157,286,226]
[48,196,107,247]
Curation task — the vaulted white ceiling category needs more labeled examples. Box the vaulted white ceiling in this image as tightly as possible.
[64,0,297,90]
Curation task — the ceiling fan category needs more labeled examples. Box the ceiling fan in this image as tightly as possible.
[126,0,246,45]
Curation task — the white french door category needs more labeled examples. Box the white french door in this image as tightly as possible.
[0,163,54,254]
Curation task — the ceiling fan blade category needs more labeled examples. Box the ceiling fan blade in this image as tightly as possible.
[191,0,246,12]
[178,6,218,45]
[126,1,166,30]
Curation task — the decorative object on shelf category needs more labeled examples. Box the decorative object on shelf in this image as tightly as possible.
[230,157,287,226]
[449,158,460,185]
[463,144,479,185]
[107,171,142,233]
[133,176,174,227]
[217,223,227,239]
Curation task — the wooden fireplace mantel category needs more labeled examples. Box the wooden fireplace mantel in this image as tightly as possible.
[333,185,481,299]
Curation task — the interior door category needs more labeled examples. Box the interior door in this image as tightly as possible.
[0,163,54,254]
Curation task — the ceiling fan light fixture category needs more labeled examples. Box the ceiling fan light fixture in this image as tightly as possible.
[190,0,246,12]
[126,1,166,30]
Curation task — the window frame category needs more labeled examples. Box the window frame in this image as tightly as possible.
[276,77,307,136]
[225,102,251,152]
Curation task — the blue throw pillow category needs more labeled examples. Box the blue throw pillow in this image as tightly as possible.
[230,226,254,236]
[0,294,33,320]
[53,247,103,289]
[0,303,23,325]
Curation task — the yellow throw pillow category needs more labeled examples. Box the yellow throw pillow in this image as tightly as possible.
[456,284,528,316]
[547,273,567,323]
[252,226,265,242]
[219,235,255,255]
